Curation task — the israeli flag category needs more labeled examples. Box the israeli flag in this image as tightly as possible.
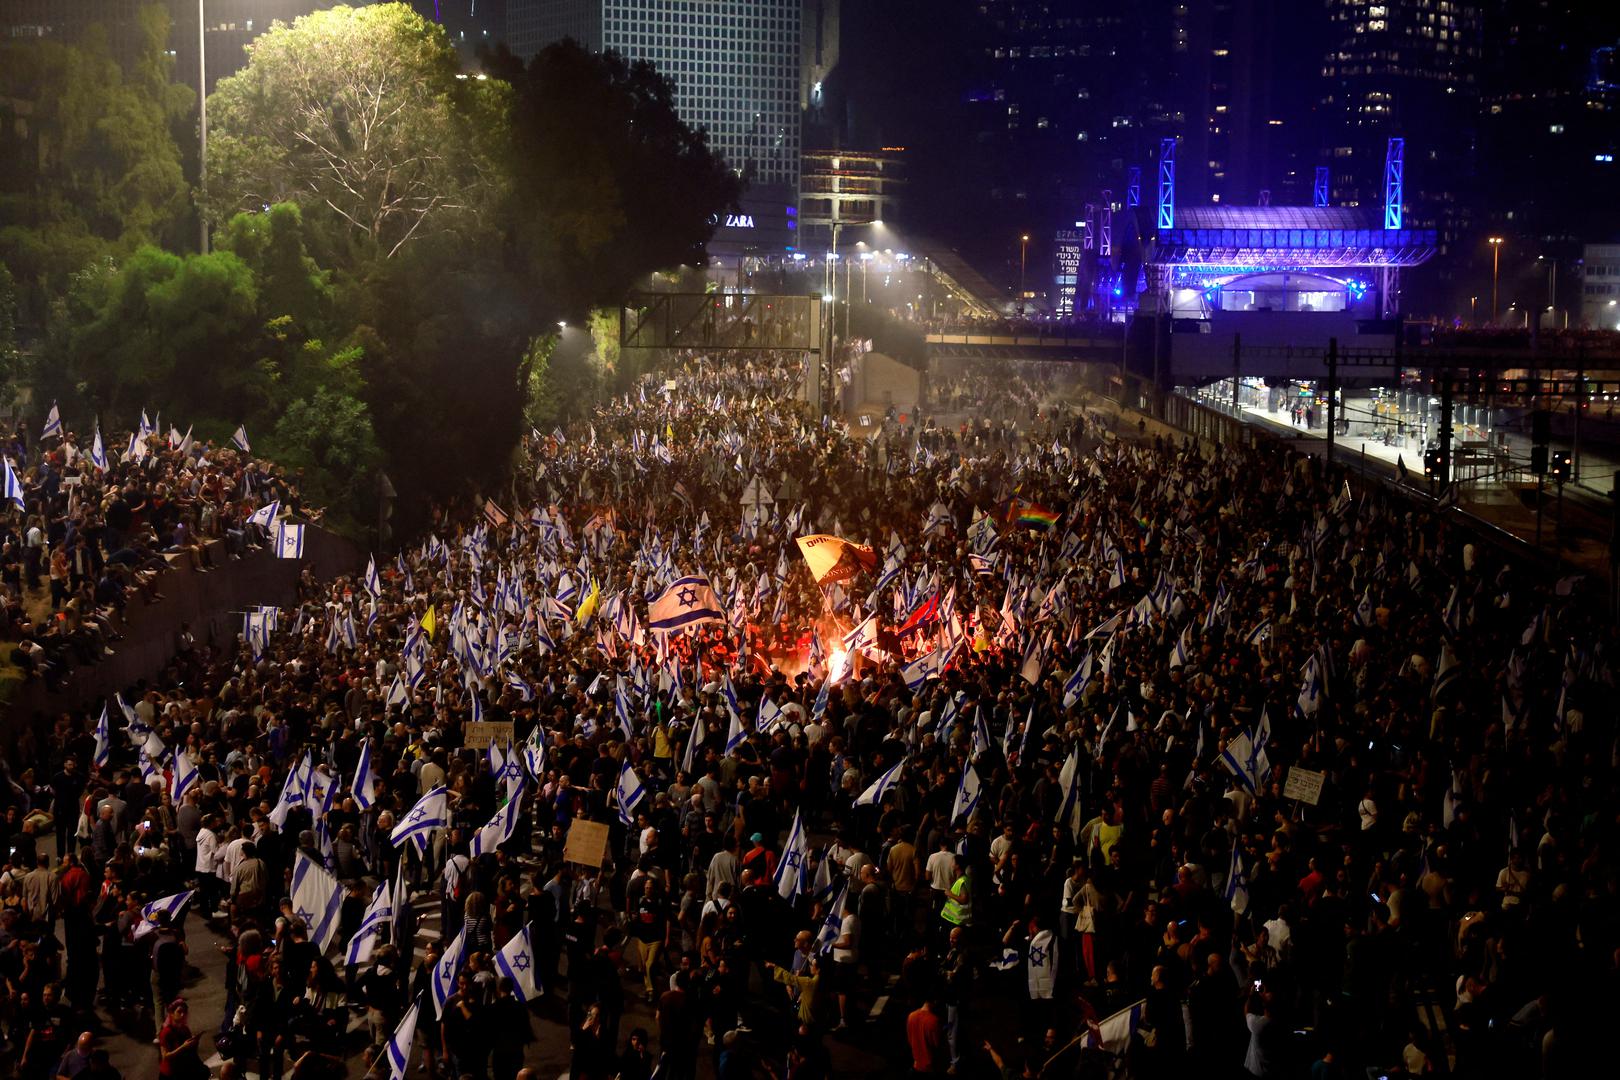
[1063,651,1093,709]
[842,613,879,654]
[615,678,636,741]
[1027,928,1058,999]
[760,803,806,899]
[171,749,199,801]
[505,671,535,702]
[390,785,449,847]
[1055,746,1083,840]
[365,555,382,597]
[471,775,525,858]
[247,500,280,530]
[1217,732,1258,793]
[681,713,705,773]
[756,693,783,734]
[268,754,313,828]
[41,402,62,441]
[615,762,646,826]
[725,703,747,755]
[3,457,24,511]
[133,889,195,939]
[901,646,949,691]
[810,678,830,723]
[386,998,421,1080]
[523,727,547,779]
[494,926,543,1003]
[1224,844,1250,914]
[352,737,379,811]
[232,425,251,453]
[274,521,306,559]
[90,425,108,472]
[345,881,395,967]
[951,761,981,824]
[853,756,907,807]
[291,852,345,952]
[94,704,112,769]
[431,927,467,1018]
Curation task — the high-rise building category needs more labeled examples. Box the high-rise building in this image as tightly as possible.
[507,0,803,190]
[1317,0,1483,299]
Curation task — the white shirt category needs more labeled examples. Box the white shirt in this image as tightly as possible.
[195,829,221,877]
[926,849,956,893]
[1357,798,1378,831]
[832,912,859,964]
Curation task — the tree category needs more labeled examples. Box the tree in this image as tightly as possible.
[0,264,23,414]
[264,383,383,534]
[205,4,505,262]
[493,41,743,320]
[0,4,191,326]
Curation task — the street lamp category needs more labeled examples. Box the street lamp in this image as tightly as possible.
[1488,237,1504,325]
[1019,234,1031,312]
[198,0,208,253]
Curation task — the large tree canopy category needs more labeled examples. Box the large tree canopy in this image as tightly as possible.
[0,4,191,325]
[205,4,503,262]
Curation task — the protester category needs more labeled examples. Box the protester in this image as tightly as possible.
[0,354,1613,1080]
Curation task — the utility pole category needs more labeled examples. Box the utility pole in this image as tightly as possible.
[197,0,209,254]
[1325,338,1339,463]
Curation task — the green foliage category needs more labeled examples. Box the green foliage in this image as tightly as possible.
[0,5,191,325]
[215,203,335,337]
[0,264,22,414]
[493,41,743,321]
[263,384,383,533]
[205,4,504,263]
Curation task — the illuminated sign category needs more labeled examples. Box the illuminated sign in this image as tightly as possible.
[724,213,756,229]
[1053,228,1083,316]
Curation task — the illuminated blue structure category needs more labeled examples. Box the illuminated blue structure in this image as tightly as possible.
[1126,166,1141,209]
[1158,138,1176,231]
[1314,167,1329,209]
[1383,138,1404,231]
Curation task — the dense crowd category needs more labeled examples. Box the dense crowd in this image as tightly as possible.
[0,415,300,692]
[0,353,1615,1080]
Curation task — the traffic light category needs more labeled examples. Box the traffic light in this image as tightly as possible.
[1550,450,1572,484]
[1424,448,1447,484]
[1530,445,1549,475]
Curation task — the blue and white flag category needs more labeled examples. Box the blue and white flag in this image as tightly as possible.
[90,425,108,472]
[291,852,345,952]
[471,776,525,857]
[615,678,636,741]
[3,458,24,511]
[268,754,313,828]
[390,784,449,847]
[615,763,646,826]
[776,810,810,900]
[1082,1000,1145,1054]
[365,555,382,597]
[646,575,724,632]
[951,761,981,824]
[345,880,395,967]
[494,926,543,1002]
[171,749,199,802]
[1055,746,1083,840]
[274,521,306,559]
[1027,927,1058,999]
[352,737,379,811]
[853,757,906,807]
[94,704,112,769]
[41,402,62,441]
[133,888,195,939]
[385,998,420,1080]
[431,927,467,1018]
[1224,843,1249,914]
[232,425,251,453]
[247,500,280,530]
[1218,732,1258,793]
[842,613,879,654]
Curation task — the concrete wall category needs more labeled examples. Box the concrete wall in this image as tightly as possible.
[852,351,921,414]
[4,525,361,734]
[1171,310,1398,380]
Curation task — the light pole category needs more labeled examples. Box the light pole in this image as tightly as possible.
[1470,295,1478,326]
[1019,234,1030,313]
[197,0,208,253]
[1488,236,1504,324]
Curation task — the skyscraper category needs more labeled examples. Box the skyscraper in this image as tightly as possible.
[1317,0,1483,279]
[507,0,803,189]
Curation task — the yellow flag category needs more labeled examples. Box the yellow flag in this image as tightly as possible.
[420,605,437,640]
[575,580,601,626]
[665,422,674,443]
